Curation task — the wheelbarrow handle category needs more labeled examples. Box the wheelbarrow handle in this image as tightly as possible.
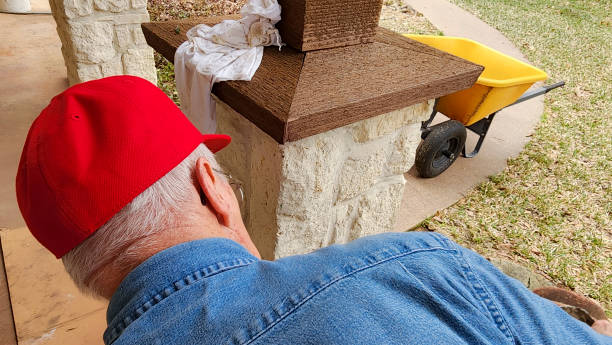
[510,81,565,107]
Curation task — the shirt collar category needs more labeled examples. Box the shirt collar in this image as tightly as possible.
[105,238,258,340]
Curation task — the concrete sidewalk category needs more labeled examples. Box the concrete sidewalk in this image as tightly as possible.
[395,0,544,231]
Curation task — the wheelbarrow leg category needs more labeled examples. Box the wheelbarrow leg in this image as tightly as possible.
[462,112,498,158]
[416,99,469,178]
[420,99,439,139]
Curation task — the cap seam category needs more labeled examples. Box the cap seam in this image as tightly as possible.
[36,131,89,240]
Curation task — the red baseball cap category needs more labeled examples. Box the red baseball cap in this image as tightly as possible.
[16,75,230,258]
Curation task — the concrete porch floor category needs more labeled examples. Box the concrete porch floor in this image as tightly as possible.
[1,4,69,344]
[0,1,544,343]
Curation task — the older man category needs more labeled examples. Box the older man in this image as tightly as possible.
[16,76,611,344]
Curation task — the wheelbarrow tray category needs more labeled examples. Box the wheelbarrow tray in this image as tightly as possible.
[404,35,548,126]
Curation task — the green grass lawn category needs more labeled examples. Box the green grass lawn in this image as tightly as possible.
[422,0,611,315]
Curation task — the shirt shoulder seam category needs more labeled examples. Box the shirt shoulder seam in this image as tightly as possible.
[456,248,518,344]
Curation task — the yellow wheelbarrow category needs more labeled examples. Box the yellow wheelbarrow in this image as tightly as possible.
[404,34,565,178]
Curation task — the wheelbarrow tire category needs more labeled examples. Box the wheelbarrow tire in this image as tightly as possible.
[415,120,467,178]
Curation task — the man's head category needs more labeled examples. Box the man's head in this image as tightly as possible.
[16,76,259,298]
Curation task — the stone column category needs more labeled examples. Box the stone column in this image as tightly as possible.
[48,0,156,85]
[139,0,481,260]
[215,97,433,259]
[0,0,31,13]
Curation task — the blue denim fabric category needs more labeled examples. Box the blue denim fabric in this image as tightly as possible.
[104,232,611,345]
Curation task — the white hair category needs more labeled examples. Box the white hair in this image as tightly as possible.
[62,144,222,297]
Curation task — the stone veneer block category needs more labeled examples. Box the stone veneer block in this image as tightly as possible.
[100,55,124,75]
[215,97,433,259]
[122,47,157,81]
[69,21,115,63]
[131,0,146,9]
[337,148,387,202]
[94,0,129,13]
[49,0,156,85]
[76,61,103,81]
[61,0,94,18]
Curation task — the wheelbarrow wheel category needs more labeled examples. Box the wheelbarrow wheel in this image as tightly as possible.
[416,120,467,178]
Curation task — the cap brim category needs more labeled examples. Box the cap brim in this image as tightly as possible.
[202,134,231,153]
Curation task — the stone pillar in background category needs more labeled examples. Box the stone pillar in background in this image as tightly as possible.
[0,0,31,13]
[48,0,156,85]
[216,98,434,259]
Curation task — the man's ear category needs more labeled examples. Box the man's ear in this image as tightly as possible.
[195,157,231,226]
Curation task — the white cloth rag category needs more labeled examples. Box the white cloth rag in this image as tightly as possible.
[174,0,283,134]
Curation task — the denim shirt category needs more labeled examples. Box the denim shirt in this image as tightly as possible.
[104,232,610,345]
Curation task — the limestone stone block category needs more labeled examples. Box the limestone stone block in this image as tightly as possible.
[114,24,144,49]
[76,63,102,81]
[94,0,128,12]
[68,21,115,64]
[132,25,147,45]
[214,98,282,260]
[214,101,255,222]
[130,0,146,9]
[97,12,149,25]
[60,0,93,18]
[66,65,79,85]
[100,55,123,77]
[273,131,346,258]
[215,105,251,172]
[114,24,131,49]
[122,47,157,84]
[329,201,359,245]
[114,23,148,48]
[385,122,422,176]
[277,132,345,217]
[350,176,406,241]
[337,143,387,202]
[351,100,434,143]
[49,0,155,86]
[215,100,253,187]
[214,98,430,260]
[275,213,327,258]
[247,130,283,259]
[488,257,553,289]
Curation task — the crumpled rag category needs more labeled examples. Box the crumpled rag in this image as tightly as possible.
[174,0,283,134]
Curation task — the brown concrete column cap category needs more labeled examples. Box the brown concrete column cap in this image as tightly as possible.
[142,2,483,143]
